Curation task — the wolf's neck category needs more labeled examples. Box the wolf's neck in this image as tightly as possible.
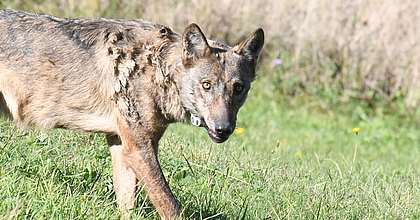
[152,40,190,124]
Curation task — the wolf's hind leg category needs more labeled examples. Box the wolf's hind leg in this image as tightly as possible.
[107,135,137,209]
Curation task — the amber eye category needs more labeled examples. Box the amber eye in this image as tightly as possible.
[235,85,244,93]
[202,82,211,90]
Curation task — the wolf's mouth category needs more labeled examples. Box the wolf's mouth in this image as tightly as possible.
[191,114,231,143]
[205,126,230,143]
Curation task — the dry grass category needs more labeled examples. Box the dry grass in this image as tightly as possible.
[1,0,419,109]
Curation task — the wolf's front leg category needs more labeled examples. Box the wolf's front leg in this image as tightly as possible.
[118,133,181,219]
[107,135,138,209]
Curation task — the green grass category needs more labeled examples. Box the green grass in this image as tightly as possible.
[1,75,419,219]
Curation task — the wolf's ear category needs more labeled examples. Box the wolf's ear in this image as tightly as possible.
[234,28,264,61]
[182,23,210,67]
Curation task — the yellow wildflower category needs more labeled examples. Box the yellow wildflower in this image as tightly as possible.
[235,127,245,134]
[352,127,360,135]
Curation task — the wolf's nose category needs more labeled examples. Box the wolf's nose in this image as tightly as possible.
[215,123,234,136]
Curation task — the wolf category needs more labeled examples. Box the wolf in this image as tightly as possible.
[0,9,264,219]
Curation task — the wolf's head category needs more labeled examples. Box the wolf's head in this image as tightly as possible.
[180,24,264,143]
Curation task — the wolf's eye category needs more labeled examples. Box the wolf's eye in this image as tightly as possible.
[202,82,211,90]
[235,85,244,93]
